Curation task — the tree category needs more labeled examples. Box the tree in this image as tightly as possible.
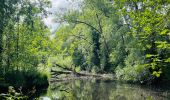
[114,0,170,82]
[0,0,19,74]
[0,0,51,74]
[52,0,129,73]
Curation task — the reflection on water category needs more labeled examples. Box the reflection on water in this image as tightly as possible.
[39,79,170,100]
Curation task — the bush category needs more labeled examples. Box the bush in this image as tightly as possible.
[48,56,73,69]
[115,66,138,81]
[115,64,154,83]
[4,69,49,89]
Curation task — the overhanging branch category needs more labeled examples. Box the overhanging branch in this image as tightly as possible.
[66,19,101,34]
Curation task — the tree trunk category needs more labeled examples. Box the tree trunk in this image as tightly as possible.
[0,0,5,75]
[0,29,3,71]
[16,20,20,71]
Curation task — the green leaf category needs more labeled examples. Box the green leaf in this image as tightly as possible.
[165,58,170,63]
[160,29,168,35]
[152,71,162,77]
[146,54,154,58]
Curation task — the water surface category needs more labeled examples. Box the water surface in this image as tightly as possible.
[39,79,170,100]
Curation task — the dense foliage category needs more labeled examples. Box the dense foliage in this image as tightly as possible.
[51,0,170,83]
[0,0,170,93]
[114,0,170,82]
[0,0,51,89]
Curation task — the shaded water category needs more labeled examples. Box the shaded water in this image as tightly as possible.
[39,79,170,100]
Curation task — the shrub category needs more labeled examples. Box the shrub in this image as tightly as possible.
[115,64,154,83]
[4,69,49,89]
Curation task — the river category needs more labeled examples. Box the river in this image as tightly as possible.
[37,79,170,100]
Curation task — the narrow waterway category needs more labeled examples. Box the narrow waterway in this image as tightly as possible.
[38,79,170,100]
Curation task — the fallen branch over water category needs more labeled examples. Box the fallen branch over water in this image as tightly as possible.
[50,64,115,82]
[51,70,72,75]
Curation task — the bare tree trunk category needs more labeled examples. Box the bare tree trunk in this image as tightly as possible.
[6,31,11,72]
[16,17,20,71]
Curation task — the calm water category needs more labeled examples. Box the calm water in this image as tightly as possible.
[38,79,170,100]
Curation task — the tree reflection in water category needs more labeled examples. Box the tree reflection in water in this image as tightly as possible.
[39,79,170,100]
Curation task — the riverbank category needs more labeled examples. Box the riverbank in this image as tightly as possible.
[50,69,170,85]
[0,70,49,99]
[1,70,170,100]
[50,69,116,82]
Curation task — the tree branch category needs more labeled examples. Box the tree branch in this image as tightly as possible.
[96,13,110,54]
[67,19,101,34]
[69,34,93,45]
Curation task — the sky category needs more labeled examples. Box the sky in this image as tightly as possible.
[44,0,69,33]
[44,0,81,34]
